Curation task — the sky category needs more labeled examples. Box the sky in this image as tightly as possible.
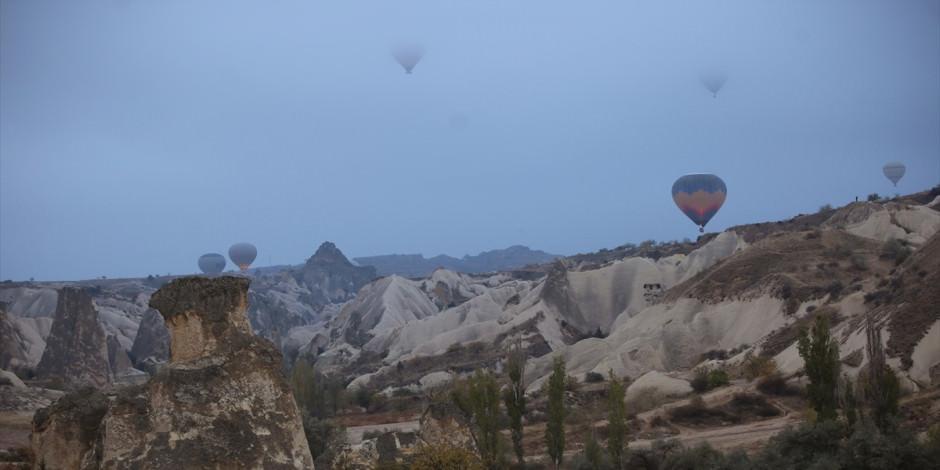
[1,0,939,281]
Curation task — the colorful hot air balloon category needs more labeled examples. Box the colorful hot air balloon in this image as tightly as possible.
[198,253,226,275]
[392,44,424,74]
[228,243,257,272]
[883,162,906,187]
[701,73,727,98]
[672,174,727,232]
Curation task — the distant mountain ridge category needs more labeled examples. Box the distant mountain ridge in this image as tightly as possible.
[354,245,562,277]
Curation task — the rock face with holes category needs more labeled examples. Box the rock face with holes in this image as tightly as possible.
[30,276,314,469]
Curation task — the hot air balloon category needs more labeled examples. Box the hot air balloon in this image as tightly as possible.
[228,243,257,272]
[883,162,906,187]
[198,253,226,275]
[392,44,424,74]
[700,73,727,98]
[672,174,727,233]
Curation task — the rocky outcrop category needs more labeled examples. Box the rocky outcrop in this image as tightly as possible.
[34,288,111,389]
[128,308,170,374]
[300,241,376,307]
[30,276,314,469]
[356,245,561,278]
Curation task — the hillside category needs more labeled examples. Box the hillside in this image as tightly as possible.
[354,245,561,277]
[2,189,940,467]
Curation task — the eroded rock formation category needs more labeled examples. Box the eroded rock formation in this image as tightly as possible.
[34,288,111,389]
[31,276,314,469]
[128,308,170,374]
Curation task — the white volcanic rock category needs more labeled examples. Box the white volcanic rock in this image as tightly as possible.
[626,371,692,398]
[0,286,59,318]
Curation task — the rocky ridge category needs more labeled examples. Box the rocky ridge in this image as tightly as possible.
[30,276,314,469]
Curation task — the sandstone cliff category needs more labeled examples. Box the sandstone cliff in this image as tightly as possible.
[31,276,314,469]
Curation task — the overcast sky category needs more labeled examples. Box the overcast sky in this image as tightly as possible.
[1,0,938,281]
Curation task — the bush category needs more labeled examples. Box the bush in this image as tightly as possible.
[585,371,605,383]
[850,254,868,271]
[707,369,730,389]
[819,204,833,213]
[742,356,778,381]
[410,443,484,470]
[669,396,738,426]
[881,239,912,265]
[690,369,710,394]
[757,373,798,396]
[867,193,881,202]
[728,393,780,418]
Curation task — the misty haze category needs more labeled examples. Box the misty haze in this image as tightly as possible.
[1,1,938,469]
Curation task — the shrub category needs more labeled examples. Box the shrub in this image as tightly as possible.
[585,371,605,383]
[850,254,868,271]
[867,193,881,202]
[707,369,730,389]
[757,373,797,396]
[410,443,484,470]
[728,393,780,418]
[819,204,833,213]
[690,368,710,394]
[881,239,912,265]
[742,355,778,381]
[668,396,737,426]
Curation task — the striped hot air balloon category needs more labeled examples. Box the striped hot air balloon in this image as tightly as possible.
[672,174,727,233]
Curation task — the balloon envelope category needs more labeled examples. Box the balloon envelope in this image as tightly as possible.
[701,73,727,97]
[228,243,257,271]
[882,162,905,187]
[672,174,727,232]
[392,45,424,74]
[198,253,226,275]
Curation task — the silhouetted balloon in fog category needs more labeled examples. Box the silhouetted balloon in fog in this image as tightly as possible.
[672,174,727,232]
[701,73,727,98]
[228,243,257,272]
[392,45,424,74]
[882,162,905,187]
[198,253,226,274]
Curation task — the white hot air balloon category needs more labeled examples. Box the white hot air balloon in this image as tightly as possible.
[883,162,906,187]
[392,44,424,74]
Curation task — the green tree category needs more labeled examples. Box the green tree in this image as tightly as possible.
[546,356,567,469]
[863,315,900,432]
[841,374,858,430]
[798,313,840,422]
[452,370,504,469]
[502,340,527,466]
[291,358,325,417]
[606,371,627,469]
[583,427,604,470]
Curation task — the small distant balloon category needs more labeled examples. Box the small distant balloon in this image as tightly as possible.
[198,253,226,275]
[228,243,257,272]
[882,162,906,187]
[392,44,424,74]
[672,174,728,232]
[448,113,469,130]
[700,73,727,98]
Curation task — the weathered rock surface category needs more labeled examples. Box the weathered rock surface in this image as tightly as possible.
[30,276,314,469]
[299,241,376,307]
[34,288,111,389]
[128,308,169,374]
